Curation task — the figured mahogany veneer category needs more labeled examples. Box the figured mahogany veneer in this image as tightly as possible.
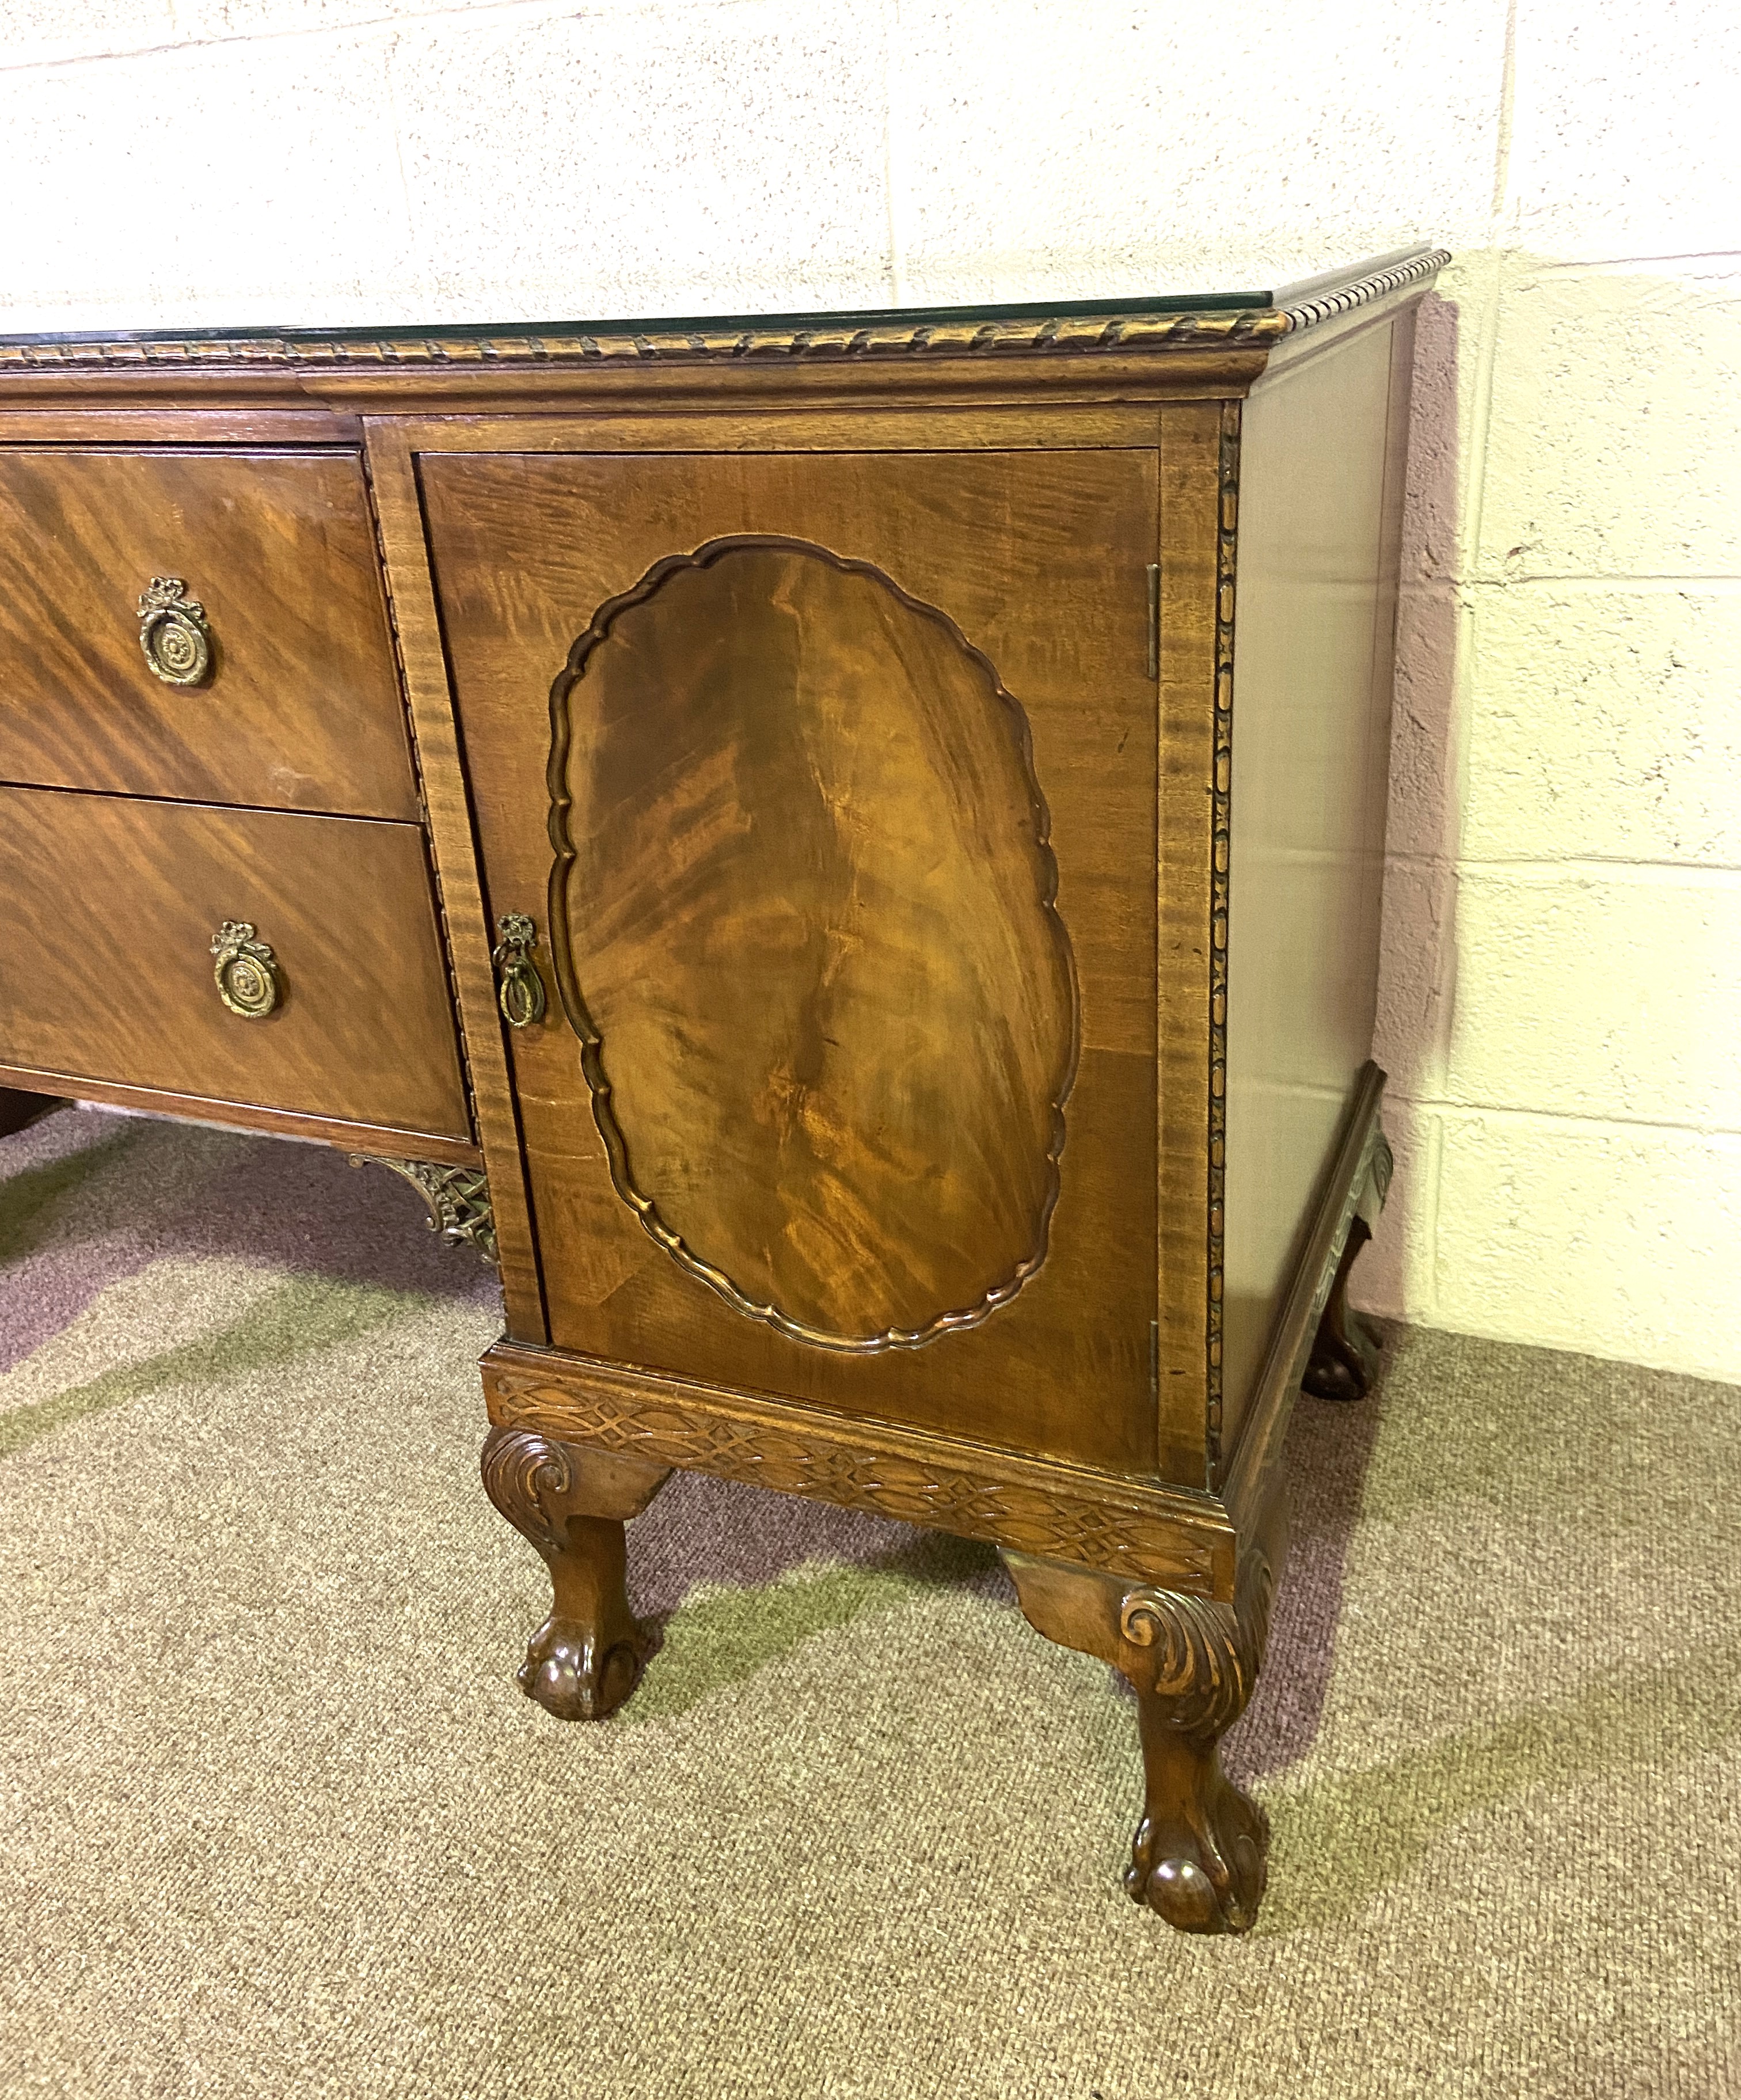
[0,449,415,818]
[423,444,1160,1473]
[0,786,470,1145]
[545,533,1079,1357]
[0,249,1445,1935]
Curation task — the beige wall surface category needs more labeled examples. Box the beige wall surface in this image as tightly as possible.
[4,0,1737,1377]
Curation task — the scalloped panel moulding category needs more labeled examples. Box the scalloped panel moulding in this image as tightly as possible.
[546,535,1079,1354]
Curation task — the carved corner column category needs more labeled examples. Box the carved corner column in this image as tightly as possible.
[1001,1483,1286,1934]
[480,1427,672,1722]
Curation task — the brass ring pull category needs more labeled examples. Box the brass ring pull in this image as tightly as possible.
[139,577,213,686]
[492,913,546,1028]
[211,920,280,1019]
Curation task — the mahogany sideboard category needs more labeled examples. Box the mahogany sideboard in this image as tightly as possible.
[0,247,1442,1934]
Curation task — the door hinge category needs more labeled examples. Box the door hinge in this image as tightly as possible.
[1146,564,1160,680]
[1149,1319,1160,1405]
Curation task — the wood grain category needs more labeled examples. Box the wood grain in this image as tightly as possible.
[0,347,1271,419]
[0,786,470,1141]
[0,1065,480,1165]
[362,422,549,1340]
[0,411,361,446]
[0,449,415,817]
[547,534,1078,1351]
[423,442,1160,1472]
[383,405,1166,457]
[484,1339,1236,1596]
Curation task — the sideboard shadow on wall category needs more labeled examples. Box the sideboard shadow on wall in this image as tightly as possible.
[0,246,1443,1933]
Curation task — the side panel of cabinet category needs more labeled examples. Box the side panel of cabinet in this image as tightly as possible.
[423,447,1160,1474]
[1220,313,1415,1455]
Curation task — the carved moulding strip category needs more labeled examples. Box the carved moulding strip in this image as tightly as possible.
[482,1340,1236,1597]
[354,445,487,1133]
[1278,249,1451,334]
[1204,400,1241,1474]
[545,533,1078,1356]
[351,1155,497,1264]
[0,307,1288,371]
[0,256,1445,378]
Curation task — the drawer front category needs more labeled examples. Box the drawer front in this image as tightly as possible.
[0,450,417,818]
[0,786,471,1144]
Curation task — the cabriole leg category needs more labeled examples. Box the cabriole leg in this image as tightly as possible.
[480,1426,671,1722]
[1305,1122,1393,1403]
[1001,1485,1286,1934]
[1303,1214,1382,1401]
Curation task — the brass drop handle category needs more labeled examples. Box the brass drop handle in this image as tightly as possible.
[492,913,547,1028]
[211,920,280,1019]
[139,577,213,686]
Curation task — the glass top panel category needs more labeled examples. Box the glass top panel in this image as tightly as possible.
[6,288,1265,348]
[0,251,1435,347]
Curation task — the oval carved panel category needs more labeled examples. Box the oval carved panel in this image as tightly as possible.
[546,535,1079,1351]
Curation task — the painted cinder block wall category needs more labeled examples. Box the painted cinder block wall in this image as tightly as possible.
[6,0,1738,1379]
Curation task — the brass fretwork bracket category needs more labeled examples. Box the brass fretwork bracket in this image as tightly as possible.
[351,1156,498,1265]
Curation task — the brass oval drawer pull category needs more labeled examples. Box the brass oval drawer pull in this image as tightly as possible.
[138,577,213,686]
[492,913,546,1028]
[211,920,280,1019]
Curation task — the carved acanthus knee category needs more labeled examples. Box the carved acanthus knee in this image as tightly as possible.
[1118,1563,1271,1744]
[481,1426,671,1723]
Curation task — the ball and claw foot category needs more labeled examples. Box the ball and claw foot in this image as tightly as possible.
[1123,1757,1269,1934]
[481,1425,672,1726]
[517,1608,659,1723]
[1002,1483,1284,1935]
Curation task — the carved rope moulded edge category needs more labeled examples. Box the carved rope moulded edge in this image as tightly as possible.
[484,1362,1223,1592]
[1279,249,1450,333]
[355,446,491,1123]
[0,309,1288,370]
[0,259,1447,371]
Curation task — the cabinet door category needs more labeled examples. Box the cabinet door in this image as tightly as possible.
[424,449,1158,1474]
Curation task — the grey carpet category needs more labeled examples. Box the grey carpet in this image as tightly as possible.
[2,1106,1736,2097]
